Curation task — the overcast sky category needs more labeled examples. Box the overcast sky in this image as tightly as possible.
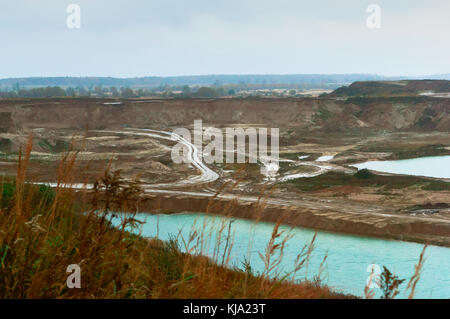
[1,0,449,78]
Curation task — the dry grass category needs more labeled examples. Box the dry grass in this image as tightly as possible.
[0,135,349,299]
[0,135,428,299]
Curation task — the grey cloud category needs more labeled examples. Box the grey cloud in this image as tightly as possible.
[0,0,449,77]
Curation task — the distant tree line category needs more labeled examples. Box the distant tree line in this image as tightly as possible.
[0,85,230,99]
[0,74,398,89]
[0,83,333,99]
[0,86,67,98]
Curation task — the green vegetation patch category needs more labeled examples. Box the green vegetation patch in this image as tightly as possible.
[38,139,70,153]
[1,180,55,210]
[0,138,12,152]
[279,164,318,175]
[316,107,333,120]
[282,170,449,192]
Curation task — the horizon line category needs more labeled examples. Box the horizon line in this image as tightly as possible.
[1,73,450,81]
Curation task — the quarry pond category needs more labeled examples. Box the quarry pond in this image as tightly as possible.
[351,155,450,179]
[114,213,450,299]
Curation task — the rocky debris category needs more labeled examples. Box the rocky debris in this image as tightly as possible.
[400,203,450,216]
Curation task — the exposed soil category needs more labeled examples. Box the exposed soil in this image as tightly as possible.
[0,96,448,134]
[0,97,449,246]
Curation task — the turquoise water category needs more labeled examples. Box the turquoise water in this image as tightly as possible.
[352,155,450,179]
[115,213,450,299]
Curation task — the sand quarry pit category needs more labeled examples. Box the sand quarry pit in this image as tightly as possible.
[0,97,449,245]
